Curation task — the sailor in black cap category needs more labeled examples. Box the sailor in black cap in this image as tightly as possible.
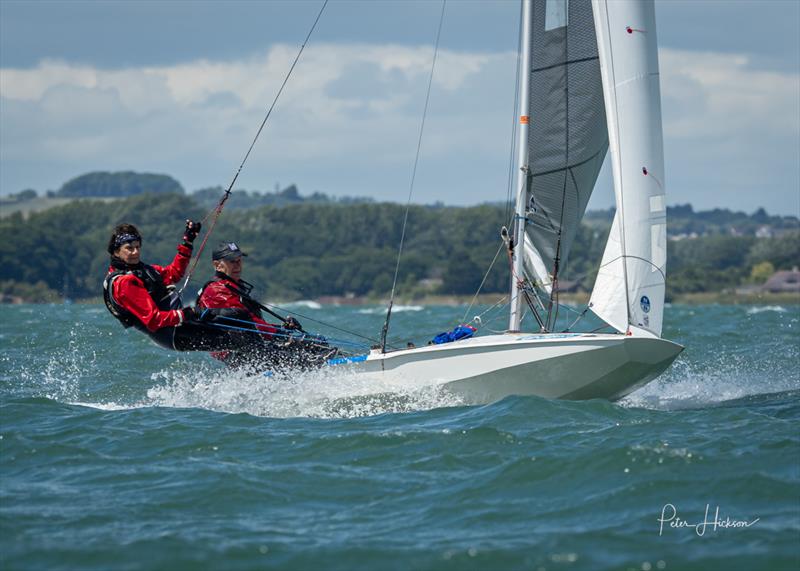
[195,241,303,366]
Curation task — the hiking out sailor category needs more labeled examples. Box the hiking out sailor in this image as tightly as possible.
[104,225,336,368]
[195,241,316,368]
[195,242,297,335]
[103,221,261,353]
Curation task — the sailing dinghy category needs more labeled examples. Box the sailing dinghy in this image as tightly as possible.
[330,0,682,403]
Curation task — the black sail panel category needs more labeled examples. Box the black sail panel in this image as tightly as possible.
[524,0,608,282]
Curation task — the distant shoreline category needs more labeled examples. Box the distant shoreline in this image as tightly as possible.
[313,292,800,306]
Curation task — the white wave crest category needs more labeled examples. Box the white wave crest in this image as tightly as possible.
[745,305,788,315]
[69,401,135,411]
[358,305,424,315]
[282,300,322,310]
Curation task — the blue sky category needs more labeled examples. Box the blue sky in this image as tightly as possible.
[1,0,798,215]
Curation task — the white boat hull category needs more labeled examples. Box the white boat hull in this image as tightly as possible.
[335,333,682,404]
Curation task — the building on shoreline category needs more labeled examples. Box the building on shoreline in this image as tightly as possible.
[762,269,800,294]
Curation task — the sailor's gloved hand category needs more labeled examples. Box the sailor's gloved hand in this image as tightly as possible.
[283,316,302,331]
[183,220,202,244]
[182,306,207,323]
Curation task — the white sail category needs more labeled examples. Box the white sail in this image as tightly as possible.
[588,211,628,333]
[339,0,683,404]
[522,232,553,295]
[589,0,667,337]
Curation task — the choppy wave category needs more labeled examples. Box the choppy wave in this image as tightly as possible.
[3,303,799,571]
[745,305,789,314]
[139,365,465,419]
[47,347,800,421]
[358,305,424,315]
[4,303,797,421]
[281,300,323,310]
[623,347,800,410]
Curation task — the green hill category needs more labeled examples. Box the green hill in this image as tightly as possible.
[0,191,797,303]
[57,171,184,197]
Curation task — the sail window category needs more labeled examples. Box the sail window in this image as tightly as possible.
[651,223,667,271]
[545,0,569,31]
[649,195,665,213]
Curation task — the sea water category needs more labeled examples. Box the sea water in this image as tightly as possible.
[1,303,798,570]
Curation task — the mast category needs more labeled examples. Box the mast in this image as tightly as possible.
[508,0,533,332]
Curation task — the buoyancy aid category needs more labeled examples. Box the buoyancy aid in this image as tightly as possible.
[103,258,180,331]
[196,272,264,320]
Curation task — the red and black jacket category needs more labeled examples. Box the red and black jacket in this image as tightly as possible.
[195,272,279,335]
[103,243,192,333]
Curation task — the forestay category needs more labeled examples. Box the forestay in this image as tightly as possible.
[522,0,608,289]
[588,0,667,337]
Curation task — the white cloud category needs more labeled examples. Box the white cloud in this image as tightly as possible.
[656,48,799,212]
[0,43,515,199]
[1,61,98,100]
[1,43,798,213]
[660,48,799,139]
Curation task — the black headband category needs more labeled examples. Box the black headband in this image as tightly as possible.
[114,233,141,248]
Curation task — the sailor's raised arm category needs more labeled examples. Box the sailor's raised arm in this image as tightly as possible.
[157,219,202,285]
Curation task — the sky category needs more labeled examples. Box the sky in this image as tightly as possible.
[1,0,798,215]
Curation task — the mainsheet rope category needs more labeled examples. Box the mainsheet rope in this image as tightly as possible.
[178,0,329,295]
[259,301,382,347]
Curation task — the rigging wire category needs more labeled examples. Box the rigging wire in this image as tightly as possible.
[563,306,590,332]
[198,300,375,348]
[178,0,330,295]
[469,295,509,326]
[379,0,447,353]
[457,14,524,332]
[201,321,369,351]
[259,301,382,346]
[382,294,508,350]
[461,240,505,324]
[504,7,525,228]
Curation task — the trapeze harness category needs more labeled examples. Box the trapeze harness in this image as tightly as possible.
[195,272,265,325]
[102,260,255,352]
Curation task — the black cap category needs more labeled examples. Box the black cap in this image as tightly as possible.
[212,241,248,261]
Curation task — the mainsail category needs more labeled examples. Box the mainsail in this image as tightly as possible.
[589,0,667,337]
[522,0,609,290]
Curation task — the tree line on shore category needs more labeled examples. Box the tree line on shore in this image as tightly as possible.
[1,190,797,304]
[1,171,372,208]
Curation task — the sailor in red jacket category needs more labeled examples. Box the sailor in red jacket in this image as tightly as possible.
[103,227,326,368]
[196,242,301,364]
[103,221,240,351]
